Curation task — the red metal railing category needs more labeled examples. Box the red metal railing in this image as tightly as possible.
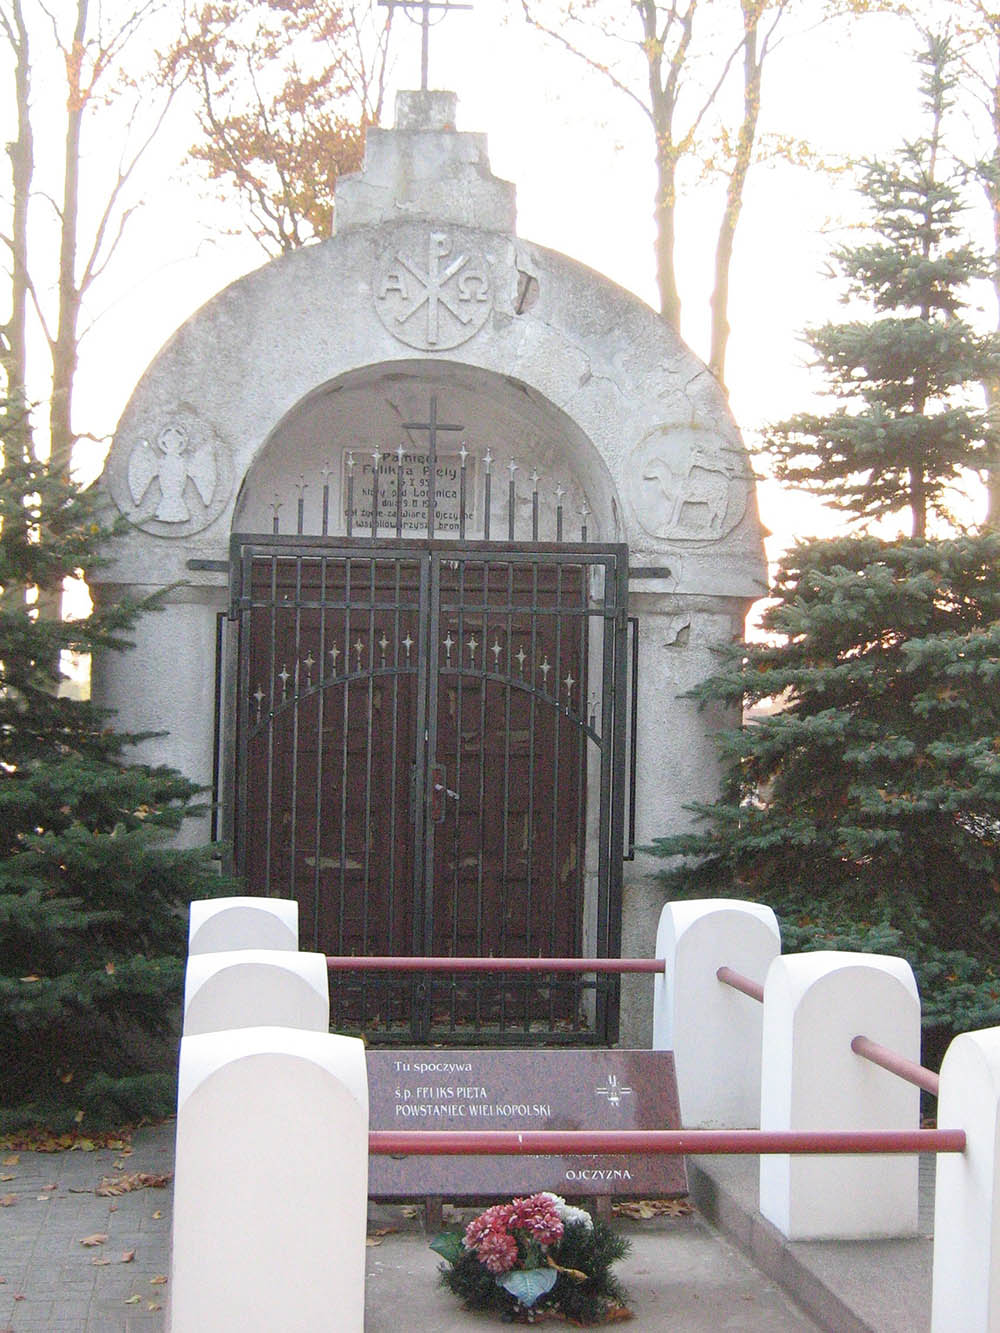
[368,1127,966,1155]
[716,965,943,1097]
[715,965,764,1002]
[326,956,666,974]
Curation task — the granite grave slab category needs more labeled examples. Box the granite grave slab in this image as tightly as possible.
[367,1048,686,1198]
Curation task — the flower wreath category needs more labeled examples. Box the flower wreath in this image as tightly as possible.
[431,1192,631,1324]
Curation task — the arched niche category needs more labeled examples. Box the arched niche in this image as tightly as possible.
[233,360,621,544]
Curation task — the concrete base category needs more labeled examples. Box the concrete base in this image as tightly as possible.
[689,1154,934,1333]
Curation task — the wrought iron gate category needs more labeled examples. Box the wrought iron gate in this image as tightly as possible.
[230,537,629,1045]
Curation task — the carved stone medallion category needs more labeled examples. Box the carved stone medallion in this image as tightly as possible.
[373,230,492,350]
[107,412,231,537]
[628,425,751,543]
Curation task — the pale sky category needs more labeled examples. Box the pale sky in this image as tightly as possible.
[20,3,989,561]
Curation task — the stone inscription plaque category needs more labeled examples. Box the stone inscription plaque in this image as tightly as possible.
[367,1049,686,1198]
[344,452,471,533]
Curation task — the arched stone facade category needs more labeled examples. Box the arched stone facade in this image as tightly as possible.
[93,92,767,1044]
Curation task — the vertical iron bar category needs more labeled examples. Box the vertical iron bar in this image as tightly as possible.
[371,448,381,540]
[264,556,280,894]
[459,445,468,541]
[387,555,405,1025]
[524,557,539,1032]
[507,461,517,540]
[549,562,564,1030]
[450,560,466,1032]
[210,611,225,843]
[321,468,330,536]
[500,556,515,1035]
[531,472,539,542]
[483,450,492,540]
[581,502,589,543]
[396,444,405,539]
[296,477,305,535]
[311,557,328,948]
[362,558,377,974]
[427,399,438,540]
[338,559,353,958]
[271,498,280,535]
[346,453,355,537]
[421,554,441,1041]
[287,557,305,910]
[475,560,490,1036]
[556,485,564,544]
[626,615,639,861]
[606,550,631,1037]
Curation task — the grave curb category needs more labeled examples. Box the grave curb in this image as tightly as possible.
[687,1155,934,1333]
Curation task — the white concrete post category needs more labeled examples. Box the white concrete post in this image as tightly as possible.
[931,1026,1000,1332]
[169,1027,368,1333]
[183,950,330,1035]
[652,899,780,1128]
[188,896,298,954]
[759,952,921,1240]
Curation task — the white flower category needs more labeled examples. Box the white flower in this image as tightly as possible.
[538,1192,593,1231]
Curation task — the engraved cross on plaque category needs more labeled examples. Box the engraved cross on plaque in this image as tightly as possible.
[378,0,472,92]
[403,395,464,537]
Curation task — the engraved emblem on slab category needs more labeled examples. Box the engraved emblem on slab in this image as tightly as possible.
[108,414,231,536]
[373,230,492,349]
[629,425,751,543]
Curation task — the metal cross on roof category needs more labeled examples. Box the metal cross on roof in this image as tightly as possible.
[378,0,472,92]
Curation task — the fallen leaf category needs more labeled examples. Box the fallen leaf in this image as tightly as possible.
[0,1276,6,1283]
[400,1204,418,1218]
[605,1305,634,1321]
[79,1233,108,1247]
[2,1156,18,1167]
[0,1175,14,1183]
[13,1293,25,1301]
[119,1250,135,1264]
[105,961,116,976]
[152,1210,163,1220]
[124,1295,141,1305]
[19,975,40,983]
[91,1258,111,1267]
[58,1071,73,1084]
[147,1303,162,1312]
[97,1171,172,1197]
[40,1183,56,1192]
[0,1196,17,1208]
[34,1195,51,1203]
[149,1274,167,1285]
[613,1197,692,1220]
[73,1139,96,1152]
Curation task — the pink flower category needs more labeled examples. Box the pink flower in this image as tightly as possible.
[476,1228,519,1274]
[464,1203,513,1252]
[508,1193,564,1245]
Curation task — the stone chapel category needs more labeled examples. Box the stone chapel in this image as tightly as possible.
[93,91,767,1046]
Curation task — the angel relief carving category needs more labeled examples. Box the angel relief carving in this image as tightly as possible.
[127,424,217,522]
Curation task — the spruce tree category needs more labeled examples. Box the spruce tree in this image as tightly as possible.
[766,33,1000,538]
[0,381,226,1131]
[650,34,1000,1054]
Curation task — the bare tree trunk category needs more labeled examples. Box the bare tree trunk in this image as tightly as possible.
[2,0,32,421]
[49,0,88,482]
[709,3,764,389]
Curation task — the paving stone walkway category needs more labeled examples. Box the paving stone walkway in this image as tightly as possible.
[0,1119,933,1332]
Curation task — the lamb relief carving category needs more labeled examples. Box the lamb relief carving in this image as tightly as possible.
[629,425,751,542]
